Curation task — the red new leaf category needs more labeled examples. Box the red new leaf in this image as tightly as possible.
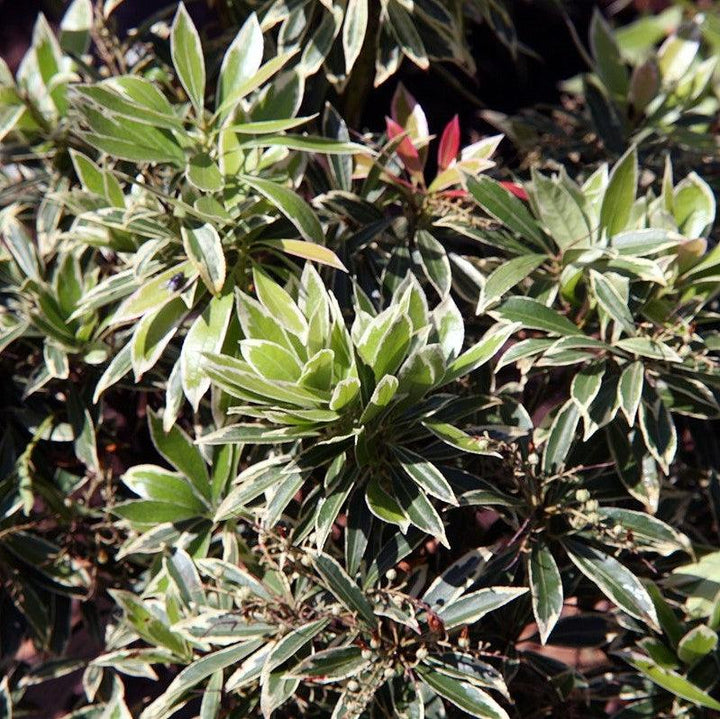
[437,115,460,171]
[500,181,529,201]
[386,116,424,177]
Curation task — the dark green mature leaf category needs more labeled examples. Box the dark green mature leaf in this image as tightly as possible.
[290,646,368,683]
[313,553,376,627]
[563,540,659,630]
[529,543,563,645]
[394,474,449,548]
[391,446,457,505]
[437,587,528,629]
[465,175,545,249]
[417,665,510,719]
[542,400,580,473]
[494,297,582,337]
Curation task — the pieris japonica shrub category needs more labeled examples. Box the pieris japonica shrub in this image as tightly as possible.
[1,2,719,718]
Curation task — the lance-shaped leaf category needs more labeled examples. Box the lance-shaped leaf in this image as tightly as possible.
[542,400,580,474]
[417,665,510,719]
[391,446,457,505]
[563,539,659,630]
[465,174,545,249]
[528,543,563,645]
[241,175,324,244]
[181,223,225,295]
[171,3,205,115]
[290,646,369,683]
[600,146,637,238]
[618,361,644,425]
[181,292,234,411]
[313,553,376,627]
[493,297,582,337]
[437,587,528,629]
[621,652,720,710]
[438,115,460,171]
[423,422,501,457]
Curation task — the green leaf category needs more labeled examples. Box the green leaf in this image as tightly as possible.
[291,646,368,683]
[563,539,659,630]
[143,640,264,719]
[638,393,677,474]
[417,665,510,719]
[597,508,691,555]
[494,297,582,337]
[529,543,563,645]
[423,422,500,457]
[313,553,376,627]
[365,476,411,531]
[217,13,263,111]
[122,464,206,511]
[589,270,635,335]
[444,322,519,384]
[109,590,188,659]
[391,446,457,506]
[148,410,210,501]
[615,337,682,363]
[600,146,637,238]
[387,0,429,69]
[394,474,449,548]
[130,297,187,381]
[673,172,716,238]
[437,587,528,629]
[416,230,451,298]
[542,400,580,474]
[479,254,545,312]
[531,170,592,251]
[571,362,605,415]
[677,625,718,665]
[112,263,194,325]
[94,344,132,403]
[241,174,323,244]
[590,9,629,97]
[252,267,308,338]
[465,175,545,249]
[182,223,225,296]
[60,0,92,55]
[425,653,509,698]
[187,153,223,193]
[618,361,644,425]
[240,135,366,155]
[240,339,302,382]
[343,0,368,73]
[181,292,234,411]
[622,653,720,710]
[171,3,205,115]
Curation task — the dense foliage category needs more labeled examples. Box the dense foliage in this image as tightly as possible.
[1,1,719,717]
